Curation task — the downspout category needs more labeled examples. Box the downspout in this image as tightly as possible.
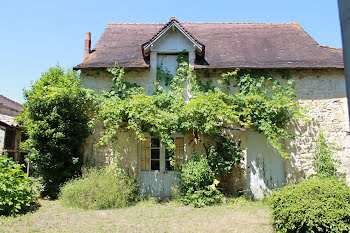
[338,0,350,131]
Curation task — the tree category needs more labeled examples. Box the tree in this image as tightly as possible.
[18,67,91,198]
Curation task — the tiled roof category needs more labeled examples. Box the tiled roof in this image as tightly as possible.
[0,94,23,112]
[0,114,18,127]
[74,18,344,70]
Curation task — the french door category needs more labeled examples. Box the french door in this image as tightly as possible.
[138,135,186,197]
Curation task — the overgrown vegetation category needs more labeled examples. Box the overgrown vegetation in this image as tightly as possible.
[98,53,302,160]
[314,129,341,178]
[17,52,302,206]
[59,166,140,210]
[17,67,92,198]
[0,155,40,216]
[95,53,302,205]
[268,177,350,233]
[178,156,223,207]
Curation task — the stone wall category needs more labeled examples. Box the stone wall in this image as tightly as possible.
[284,69,350,184]
[80,68,349,194]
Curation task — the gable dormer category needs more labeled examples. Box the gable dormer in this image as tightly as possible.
[141,17,204,66]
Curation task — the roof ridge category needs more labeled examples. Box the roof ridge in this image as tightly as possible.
[319,45,343,51]
[183,22,300,25]
[108,22,301,26]
[108,22,165,26]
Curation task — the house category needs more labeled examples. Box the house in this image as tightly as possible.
[74,17,348,198]
[0,94,25,164]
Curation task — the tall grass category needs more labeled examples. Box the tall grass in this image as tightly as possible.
[59,167,140,210]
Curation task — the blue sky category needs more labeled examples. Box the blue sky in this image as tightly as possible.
[0,0,343,103]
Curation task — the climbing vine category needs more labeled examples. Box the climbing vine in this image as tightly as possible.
[96,52,304,175]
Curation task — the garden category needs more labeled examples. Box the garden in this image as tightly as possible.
[1,55,350,232]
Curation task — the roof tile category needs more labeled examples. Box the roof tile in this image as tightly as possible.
[75,20,343,69]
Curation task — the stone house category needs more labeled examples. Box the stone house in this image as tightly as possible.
[0,94,25,164]
[74,17,348,198]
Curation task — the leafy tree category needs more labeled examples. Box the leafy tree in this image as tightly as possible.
[17,67,91,198]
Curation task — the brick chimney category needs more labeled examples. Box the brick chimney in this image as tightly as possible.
[84,32,91,59]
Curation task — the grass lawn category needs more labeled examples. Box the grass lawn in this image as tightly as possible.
[0,198,273,233]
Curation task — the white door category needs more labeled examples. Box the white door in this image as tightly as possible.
[246,132,286,199]
[139,136,186,197]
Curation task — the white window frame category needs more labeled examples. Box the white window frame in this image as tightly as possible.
[138,133,187,173]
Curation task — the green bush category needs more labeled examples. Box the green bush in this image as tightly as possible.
[17,67,92,198]
[0,155,40,216]
[59,167,140,210]
[178,156,223,207]
[268,177,350,232]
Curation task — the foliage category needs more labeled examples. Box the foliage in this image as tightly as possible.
[0,155,40,216]
[268,177,350,233]
[314,129,341,178]
[17,67,92,198]
[59,166,140,210]
[207,136,244,175]
[91,52,303,204]
[98,53,302,166]
[177,156,223,207]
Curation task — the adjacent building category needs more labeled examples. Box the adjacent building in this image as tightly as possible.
[0,94,25,164]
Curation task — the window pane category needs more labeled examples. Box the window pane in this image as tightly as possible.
[151,138,160,147]
[4,130,16,149]
[165,149,174,159]
[165,160,174,171]
[151,149,160,159]
[151,160,160,170]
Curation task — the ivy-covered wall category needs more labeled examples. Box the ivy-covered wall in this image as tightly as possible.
[80,67,349,195]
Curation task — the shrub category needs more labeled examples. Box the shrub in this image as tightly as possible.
[17,67,92,198]
[268,177,350,232]
[59,167,140,210]
[178,156,223,207]
[314,130,340,178]
[0,155,40,216]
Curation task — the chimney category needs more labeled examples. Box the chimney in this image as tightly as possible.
[84,32,91,59]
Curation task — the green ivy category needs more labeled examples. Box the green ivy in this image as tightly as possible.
[96,52,303,176]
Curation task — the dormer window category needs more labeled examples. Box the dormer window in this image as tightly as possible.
[141,17,204,62]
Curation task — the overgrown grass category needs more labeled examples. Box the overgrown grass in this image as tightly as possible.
[0,198,273,233]
[59,167,140,210]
